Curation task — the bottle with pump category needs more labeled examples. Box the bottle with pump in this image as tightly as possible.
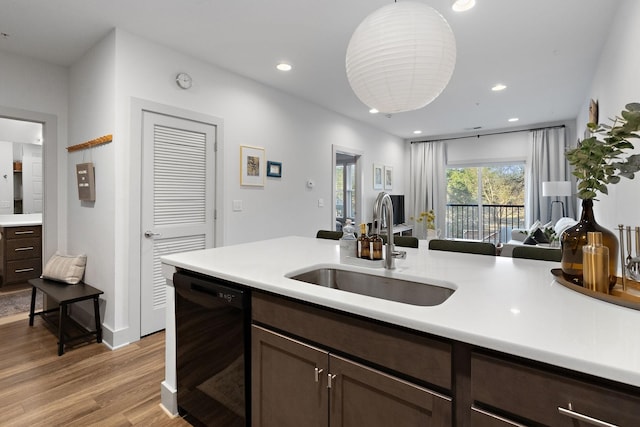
[340,219,357,260]
[358,223,370,259]
[583,231,610,294]
[369,220,383,261]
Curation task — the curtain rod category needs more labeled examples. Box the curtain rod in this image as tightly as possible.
[410,124,566,144]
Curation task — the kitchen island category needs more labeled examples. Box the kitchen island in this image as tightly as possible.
[161,236,640,426]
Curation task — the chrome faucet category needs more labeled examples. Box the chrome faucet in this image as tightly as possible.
[373,192,406,269]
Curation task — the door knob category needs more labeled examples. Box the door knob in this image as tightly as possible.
[144,231,161,238]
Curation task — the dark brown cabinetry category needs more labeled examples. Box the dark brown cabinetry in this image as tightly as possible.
[471,351,640,426]
[251,293,452,427]
[0,224,42,287]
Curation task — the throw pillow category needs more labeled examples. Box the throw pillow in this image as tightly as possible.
[41,253,87,284]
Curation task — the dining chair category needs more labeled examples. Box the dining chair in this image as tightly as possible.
[512,245,562,262]
[316,230,344,240]
[428,239,496,256]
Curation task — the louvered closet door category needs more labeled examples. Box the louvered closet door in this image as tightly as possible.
[141,111,216,336]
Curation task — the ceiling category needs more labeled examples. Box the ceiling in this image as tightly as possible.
[0,0,620,139]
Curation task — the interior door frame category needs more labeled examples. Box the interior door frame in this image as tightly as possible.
[128,98,224,342]
[332,144,363,230]
[0,106,59,266]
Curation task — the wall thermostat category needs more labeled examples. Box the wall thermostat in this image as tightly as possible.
[306,179,315,188]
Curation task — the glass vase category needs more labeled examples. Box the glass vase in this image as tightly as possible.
[560,199,618,289]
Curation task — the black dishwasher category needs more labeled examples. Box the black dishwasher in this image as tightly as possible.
[174,270,250,427]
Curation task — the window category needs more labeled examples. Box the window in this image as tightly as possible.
[446,163,525,244]
[335,159,356,224]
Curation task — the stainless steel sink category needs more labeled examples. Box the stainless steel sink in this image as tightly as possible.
[287,268,454,306]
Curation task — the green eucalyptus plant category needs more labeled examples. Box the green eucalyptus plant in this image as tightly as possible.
[566,102,640,200]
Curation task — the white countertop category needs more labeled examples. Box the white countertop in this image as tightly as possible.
[161,236,640,388]
[0,213,42,227]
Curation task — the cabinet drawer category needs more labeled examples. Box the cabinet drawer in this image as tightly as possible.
[252,292,452,390]
[6,237,42,261]
[471,352,640,426]
[6,258,42,283]
[4,226,41,239]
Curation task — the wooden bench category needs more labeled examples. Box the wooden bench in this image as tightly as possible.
[28,278,103,356]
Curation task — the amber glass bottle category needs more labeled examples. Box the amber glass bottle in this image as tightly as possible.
[358,223,371,259]
[561,199,618,289]
[370,233,383,261]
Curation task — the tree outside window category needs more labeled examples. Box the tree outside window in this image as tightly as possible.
[446,164,525,243]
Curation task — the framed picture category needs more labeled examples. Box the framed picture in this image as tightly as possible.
[384,165,393,190]
[240,145,265,186]
[267,161,282,178]
[373,163,384,190]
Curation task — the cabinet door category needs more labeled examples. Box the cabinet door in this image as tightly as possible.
[252,325,328,427]
[329,354,452,427]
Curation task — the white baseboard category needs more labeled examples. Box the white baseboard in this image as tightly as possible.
[161,381,178,416]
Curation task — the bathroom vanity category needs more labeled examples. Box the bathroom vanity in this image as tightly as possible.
[161,236,640,426]
[0,214,42,287]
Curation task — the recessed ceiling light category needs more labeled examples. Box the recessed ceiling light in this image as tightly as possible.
[492,84,507,91]
[413,130,422,135]
[276,63,292,71]
[451,0,476,12]
[369,108,379,114]
[508,117,519,122]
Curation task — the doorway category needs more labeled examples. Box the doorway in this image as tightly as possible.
[0,107,57,269]
[332,145,363,231]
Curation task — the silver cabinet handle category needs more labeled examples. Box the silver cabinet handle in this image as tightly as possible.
[15,268,35,273]
[15,230,34,235]
[15,246,34,251]
[471,405,527,427]
[314,367,324,383]
[558,404,618,427]
[144,231,161,238]
[327,373,337,389]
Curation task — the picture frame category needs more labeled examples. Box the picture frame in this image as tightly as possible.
[240,145,265,186]
[384,165,393,190]
[267,161,282,178]
[373,163,384,190]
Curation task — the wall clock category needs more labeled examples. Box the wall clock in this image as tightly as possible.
[175,72,192,89]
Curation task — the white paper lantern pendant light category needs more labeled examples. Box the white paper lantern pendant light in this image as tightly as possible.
[346,1,457,114]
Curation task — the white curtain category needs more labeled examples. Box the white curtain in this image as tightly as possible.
[525,127,574,225]
[410,141,447,239]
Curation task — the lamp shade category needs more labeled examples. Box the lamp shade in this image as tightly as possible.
[542,181,572,197]
[345,2,457,114]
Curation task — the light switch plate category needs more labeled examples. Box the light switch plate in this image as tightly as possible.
[233,200,243,211]
[318,198,324,207]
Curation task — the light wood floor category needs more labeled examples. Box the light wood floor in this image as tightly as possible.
[0,315,191,427]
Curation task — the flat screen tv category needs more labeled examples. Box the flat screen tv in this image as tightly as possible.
[390,195,405,225]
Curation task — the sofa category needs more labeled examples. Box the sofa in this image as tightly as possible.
[500,217,577,257]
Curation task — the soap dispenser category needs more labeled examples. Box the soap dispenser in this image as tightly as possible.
[340,219,357,260]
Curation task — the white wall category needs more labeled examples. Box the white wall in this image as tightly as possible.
[578,0,640,233]
[65,28,404,346]
[67,31,118,340]
[0,50,68,263]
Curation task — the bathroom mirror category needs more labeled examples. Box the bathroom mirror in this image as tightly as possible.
[0,117,43,215]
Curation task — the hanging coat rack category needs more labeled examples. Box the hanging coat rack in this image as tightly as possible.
[66,134,112,152]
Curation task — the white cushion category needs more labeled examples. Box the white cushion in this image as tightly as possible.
[555,217,578,236]
[41,253,87,284]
